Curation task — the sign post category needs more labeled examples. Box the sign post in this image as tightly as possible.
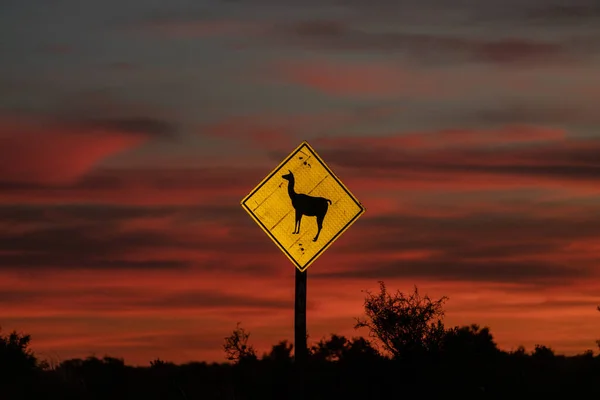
[295,268,307,399]
[241,141,365,397]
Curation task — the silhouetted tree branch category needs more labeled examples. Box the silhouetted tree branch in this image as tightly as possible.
[354,282,448,360]
[223,322,257,363]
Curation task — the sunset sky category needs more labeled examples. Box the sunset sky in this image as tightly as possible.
[1,0,600,366]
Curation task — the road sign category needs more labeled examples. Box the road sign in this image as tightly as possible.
[241,141,365,272]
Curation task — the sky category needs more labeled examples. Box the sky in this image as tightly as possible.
[1,0,600,366]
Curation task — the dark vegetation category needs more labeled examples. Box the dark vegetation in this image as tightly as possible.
[2,282,599,399]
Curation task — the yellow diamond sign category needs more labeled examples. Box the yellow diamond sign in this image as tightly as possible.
[241,141,366,272]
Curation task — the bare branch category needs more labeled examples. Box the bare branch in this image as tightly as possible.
[223,322,257,363]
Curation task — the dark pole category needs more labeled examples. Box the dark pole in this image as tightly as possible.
[294,267,307,398]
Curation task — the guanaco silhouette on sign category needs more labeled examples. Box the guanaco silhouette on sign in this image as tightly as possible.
[282,170,331,242]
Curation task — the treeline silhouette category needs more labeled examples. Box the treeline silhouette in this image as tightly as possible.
[2,282,599,399]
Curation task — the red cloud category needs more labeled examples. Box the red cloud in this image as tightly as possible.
[273,59,464,99]
[278,61,407,98]
[477,39,565,65]
[0,167,265,206]
[200,106,399,151]
[307,126,600,195]
[201,115,297,152]
[0,116,170,185]
[270,58,548,99]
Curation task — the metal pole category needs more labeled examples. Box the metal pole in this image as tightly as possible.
[294,268,307,398]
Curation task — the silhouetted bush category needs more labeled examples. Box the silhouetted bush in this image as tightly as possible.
[442,324,500,360]
[0,327,38,375]
[354,282,448,361]
[223,322,257,363]
[310,334,380,364]
[0,327,48,398]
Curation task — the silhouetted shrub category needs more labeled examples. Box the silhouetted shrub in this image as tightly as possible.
[0,327,39,375]
[355,282,448,360]
[0,327,46,398]
[263,340,294,363]
[223,322,257,364]
[310,334,381,363]
[532,344,555,359]
[442,324,500,360]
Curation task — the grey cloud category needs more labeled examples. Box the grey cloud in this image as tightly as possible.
[355,213,600,245]
[318,138,600,182]
[0,204,244,225]
[268,21,571,66]
[0,204,174,224]
[472,103,600,126]
[0,166,268,202]
[0,201,279,272]
[313,258,590,284]
[73,167,266,192]
[322,211,600,285]
[0,225,176,270]
[525,3,600,23]
[126,0,598,65]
